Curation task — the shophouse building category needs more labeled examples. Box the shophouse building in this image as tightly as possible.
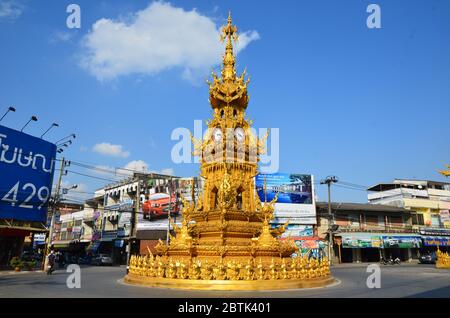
[316,202,419,263]
[368,179,450,253]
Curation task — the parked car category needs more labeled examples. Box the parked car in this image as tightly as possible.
[78,256,91,265]
[419,252,437,264]
[92,254,113,266]
[142,193,179,220]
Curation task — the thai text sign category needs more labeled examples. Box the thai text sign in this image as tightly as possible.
[0,125,56,222]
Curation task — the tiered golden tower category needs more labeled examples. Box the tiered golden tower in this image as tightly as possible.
[125,13,334,290]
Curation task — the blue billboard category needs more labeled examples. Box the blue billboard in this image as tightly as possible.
[0,125,56,222]
[255,173,316,225]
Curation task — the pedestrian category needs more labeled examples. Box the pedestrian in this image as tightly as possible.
[46,250,56,275]
[57,252,64,269]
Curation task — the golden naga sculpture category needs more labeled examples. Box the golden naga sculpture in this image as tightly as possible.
[125,12,334,290]
[436,247,450,269]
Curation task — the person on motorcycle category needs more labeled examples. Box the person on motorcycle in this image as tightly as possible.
[46,250,56,275]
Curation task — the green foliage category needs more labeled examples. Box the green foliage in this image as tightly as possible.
[9,257,24,270]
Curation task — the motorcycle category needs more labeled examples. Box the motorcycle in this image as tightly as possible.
[380,256,401,265]
[46,264,55,275]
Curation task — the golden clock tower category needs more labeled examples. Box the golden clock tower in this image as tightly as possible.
[125,13,334,290]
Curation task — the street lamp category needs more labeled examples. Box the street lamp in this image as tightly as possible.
[62,184,78,195]
[55,133,76,145]
[41,123,59,138]
[320,176,339,265]
[21,115,38,132]
[0,106,16,122]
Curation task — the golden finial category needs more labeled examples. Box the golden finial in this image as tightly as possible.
[438,164,450,177]
[219,11,238,81]
[220,11,238,44]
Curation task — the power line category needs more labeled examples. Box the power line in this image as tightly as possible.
[65,170,121,182]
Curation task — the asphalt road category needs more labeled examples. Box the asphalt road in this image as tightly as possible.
[0,263,449,298]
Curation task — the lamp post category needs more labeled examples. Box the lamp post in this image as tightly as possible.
[21,115,38,132]
[55,133,76,145]
[320,176,338,265]
[0,106,16,122]
[41,123,59,138]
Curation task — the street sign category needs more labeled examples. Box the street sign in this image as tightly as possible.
[0,125,56,222]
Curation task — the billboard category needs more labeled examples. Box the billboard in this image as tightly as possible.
[287,238,326,258]
[137,179,182,231]
[341,234,422,249]
[0,125,56,222]
[255,173,316,225]
[178,177,203,202]
[272,224,313,238]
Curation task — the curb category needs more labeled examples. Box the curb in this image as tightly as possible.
[0,270,44,276]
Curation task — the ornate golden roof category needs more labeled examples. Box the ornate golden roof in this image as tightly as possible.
[207,12,250,109]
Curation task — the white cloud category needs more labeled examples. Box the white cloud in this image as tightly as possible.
[119,160,149,175]
[79,2,259,82]
[0,0,23,19]
[50,30,75,43]
[92,142,130,158]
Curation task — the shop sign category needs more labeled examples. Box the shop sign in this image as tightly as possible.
[341,234,421,249]
[342,235,379,248]
[422,236,450,246]
[439,210,450,224]
[419,228,450,236]
[381,236,422,249]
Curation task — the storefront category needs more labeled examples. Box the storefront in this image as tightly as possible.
[419,228,450,254]
[0,223,48,269]
[338,232,422,263]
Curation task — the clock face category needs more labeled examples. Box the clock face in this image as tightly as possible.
[234,127,245,141]
[213,127,223,142]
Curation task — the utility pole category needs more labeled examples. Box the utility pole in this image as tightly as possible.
[126,174,141,274]
[166,178,173,245]
[320,175,338,265]
[43,157,65,270]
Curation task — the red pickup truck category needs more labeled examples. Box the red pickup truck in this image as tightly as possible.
[142,193,179,220]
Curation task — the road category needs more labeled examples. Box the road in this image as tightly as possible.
[0,263,449,298]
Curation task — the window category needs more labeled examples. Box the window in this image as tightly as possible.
[431,215,441,227]
[365,215,378,227]
[411,213,424,226]
[348,214,360,227]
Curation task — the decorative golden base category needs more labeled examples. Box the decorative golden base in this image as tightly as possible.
[124,274,337,291]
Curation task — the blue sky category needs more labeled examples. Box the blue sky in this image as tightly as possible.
[0,0,449,203]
